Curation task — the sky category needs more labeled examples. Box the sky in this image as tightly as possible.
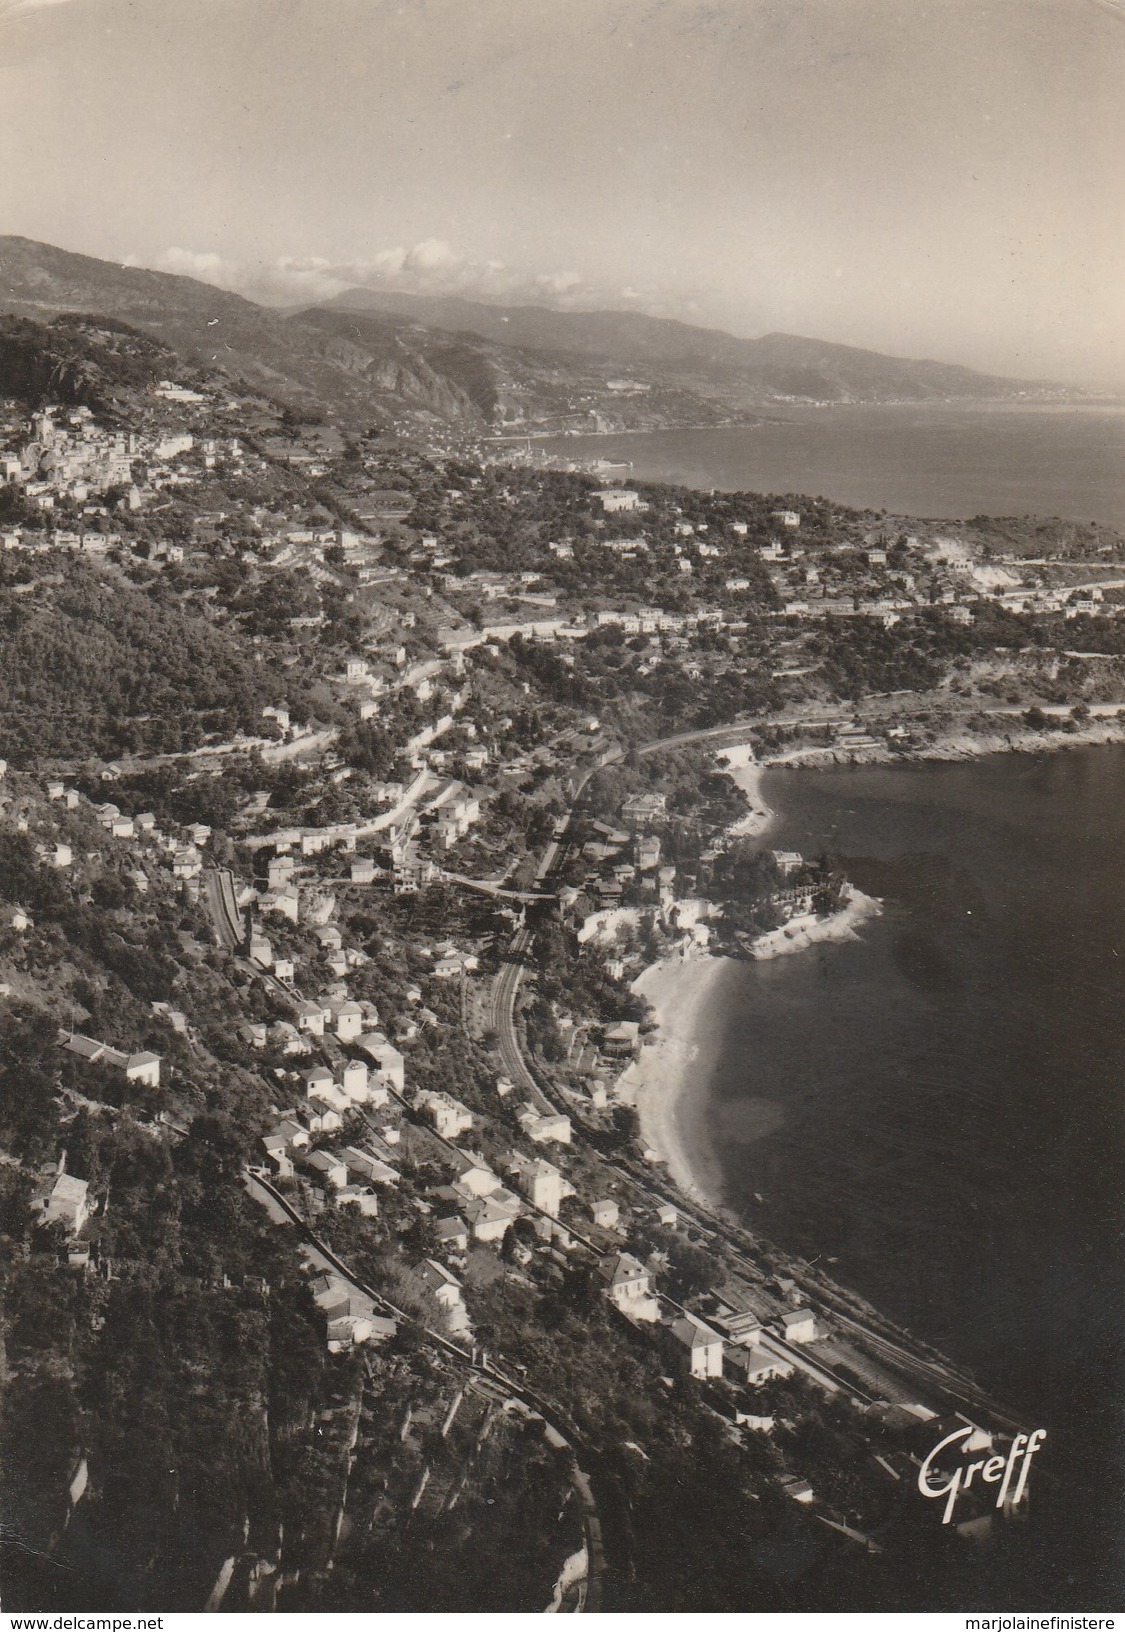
[0,0,1122,386]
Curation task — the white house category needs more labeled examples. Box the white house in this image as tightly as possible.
[335,1001,364,1043]
[306,1150,348,1190]
[462,1191,521,1243]
[450,1152,501,1197]
[780,1308,818,1344]
[275,1118,310,1150]
[305,1065,334,1096]
[125,1051,161,1088]
[516,1105,572,1146]
[340,1060,371,1101]
[297,1103,343,1137]
[416,1089,473,1141]
[668,1313,725,1378]
[60,1032,161,1088]
[40,1173,90,1235]
[726,1347,794,1386]
[415,1257,471,1334]
[591,1198,620,1230]
[508,1153,573,1218]
[600,1252,652,1311]
[359,1033,404,1092]
[342,1146,400,1186]
[337,1185,380,1217]
[596,488,642,514]
[261,1133,294,1180]
[296,1000,326,1036]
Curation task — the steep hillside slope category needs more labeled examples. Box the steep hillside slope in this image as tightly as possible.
[0,237,488,431]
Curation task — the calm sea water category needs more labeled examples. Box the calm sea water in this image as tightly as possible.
[541,402,1125,529]
[694,747,1124,1598]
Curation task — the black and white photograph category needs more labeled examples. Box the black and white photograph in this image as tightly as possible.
[0,0,1121,1617]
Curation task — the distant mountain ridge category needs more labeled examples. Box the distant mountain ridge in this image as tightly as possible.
[0,237,1072,440]
[323,285,1062,405]
[0,235,740,434]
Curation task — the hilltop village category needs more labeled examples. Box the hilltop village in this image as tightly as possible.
[2,352,1123,1613]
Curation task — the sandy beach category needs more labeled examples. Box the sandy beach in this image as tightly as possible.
[715,744,774,837]
[621,891,883,1205]
[618,948,732,1205]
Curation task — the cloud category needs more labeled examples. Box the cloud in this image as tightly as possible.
[152,237,651,317]
[332,240,594,308]
[535,270,582,297]
[157,247,241,286]
[155,246,348,305]
[402,238,459,273]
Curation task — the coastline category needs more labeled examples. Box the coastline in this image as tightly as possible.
[714,744,774,836]
[746,884,881,960]
[623,889,883,1206]
[618,948,733,1207]
[621,727,1124,1221]
[759,714,1125,773]
[618,744,883,1203]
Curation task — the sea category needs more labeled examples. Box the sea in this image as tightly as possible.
[540,401,1125,530]
[687,747,1124,1602]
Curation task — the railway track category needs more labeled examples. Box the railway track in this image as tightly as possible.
[203,866,245,949]
[245,1168,609,1610]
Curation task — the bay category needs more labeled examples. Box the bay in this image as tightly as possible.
[691,746,1125,1598]
[539,401,1125,530]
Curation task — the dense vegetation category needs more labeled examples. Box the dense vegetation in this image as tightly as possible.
[0,563,287,761]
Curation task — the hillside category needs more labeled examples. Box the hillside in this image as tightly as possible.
[324,286,1067,405]
[0,236,494,433]
[0,237,748,437]
[0,314,182,416]
[0,561,293,763]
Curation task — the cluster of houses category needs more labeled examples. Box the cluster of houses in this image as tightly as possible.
[90,800,208,882]
[311,1272,398,1352]
[560,794,677,924]
[600,1250,820,1384]
[0,402,248,520]
[261,1057,401,1217]
[244,763,486,906]
[2,775,212,908]
[1,406,134,508]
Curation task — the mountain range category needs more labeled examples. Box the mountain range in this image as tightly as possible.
[0,235,1072,439]
[321,285,1062,405]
